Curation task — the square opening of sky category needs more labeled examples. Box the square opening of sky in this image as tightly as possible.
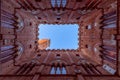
[38,24,79,50]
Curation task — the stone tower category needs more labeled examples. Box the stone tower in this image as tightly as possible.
[38,39,50,50]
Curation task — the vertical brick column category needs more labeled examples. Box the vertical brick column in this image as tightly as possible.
[32,74,40,80]
[77,74,85,80]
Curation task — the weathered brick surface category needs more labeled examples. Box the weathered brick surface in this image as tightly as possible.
[0,0,119,80]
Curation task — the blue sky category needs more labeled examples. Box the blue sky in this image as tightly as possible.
[38,24,79,50]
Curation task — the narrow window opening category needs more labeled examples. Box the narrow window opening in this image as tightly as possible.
[38,17,41,19]
[76,17,80,20]
[37,54,41,56]
[30,22,32,26]
[85,45,88,48]
[56,54,60,56]
[86,25,92,29]
[36,54,41,59]
[57,17,61,20]
[76,54,79,57]
[56,54,61,58]
[29,44,32,48]
[50,66,55,74]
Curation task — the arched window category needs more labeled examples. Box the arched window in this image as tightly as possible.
[17,45,23,55]
[50,63,67,74]
[51,0,67,8]
[50,66,55,74]
[56,67,61,74]
[15,13,24,31]
[86,24,92,29]
[62,66,67,74]
[15,42,24,58]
